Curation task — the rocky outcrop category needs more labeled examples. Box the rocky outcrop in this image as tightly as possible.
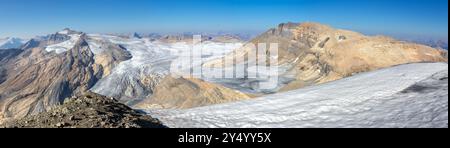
[211,35,243,43]
[1,92,166,128]
[205,22,448,92]
[0,30,134,123]
[135,76,252,109]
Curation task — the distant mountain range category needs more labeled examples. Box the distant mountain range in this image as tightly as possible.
[0,23,448,128]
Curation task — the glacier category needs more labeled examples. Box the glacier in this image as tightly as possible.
[144,63,449,128]
[89,34,243,103]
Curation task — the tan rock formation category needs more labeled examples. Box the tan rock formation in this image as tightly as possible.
[135,76,252,109]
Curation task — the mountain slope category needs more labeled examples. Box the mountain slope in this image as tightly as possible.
[0,29,135,123]
[205,22,448,92]
[0,48,23,84]
[135,76,252,109]
[146,63,448,128]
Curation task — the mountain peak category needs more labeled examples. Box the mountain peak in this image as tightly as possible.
[132,32,142,39]
[274,22,334,32]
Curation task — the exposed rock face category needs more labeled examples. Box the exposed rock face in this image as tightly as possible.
[414,39,448,50]
[21,39,42,49]
[135,76,252,109]
[205,22,448,92]
[0,37,26,49]
[0,35,101,123]
[1,92,166,128]
[281,23,447,91]
[47,33,71,44]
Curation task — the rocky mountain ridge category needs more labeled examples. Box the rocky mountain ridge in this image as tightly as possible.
[1,92,166,128]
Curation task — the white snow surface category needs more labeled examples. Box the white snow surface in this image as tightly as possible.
[145,63,448,128]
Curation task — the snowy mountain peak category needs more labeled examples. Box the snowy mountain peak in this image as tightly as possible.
[0,37,27,49]
[57,28,82,35]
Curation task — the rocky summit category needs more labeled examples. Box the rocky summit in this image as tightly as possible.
[1,92,166,128]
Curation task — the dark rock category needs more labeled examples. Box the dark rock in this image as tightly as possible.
[1,92,167,128]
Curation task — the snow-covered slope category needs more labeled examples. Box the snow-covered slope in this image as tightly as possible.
[145,63,448,128]
[0,37,26,49]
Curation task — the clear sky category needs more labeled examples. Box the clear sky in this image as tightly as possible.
[0,0,448,40]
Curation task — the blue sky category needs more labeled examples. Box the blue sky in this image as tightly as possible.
[0,0,448,40]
